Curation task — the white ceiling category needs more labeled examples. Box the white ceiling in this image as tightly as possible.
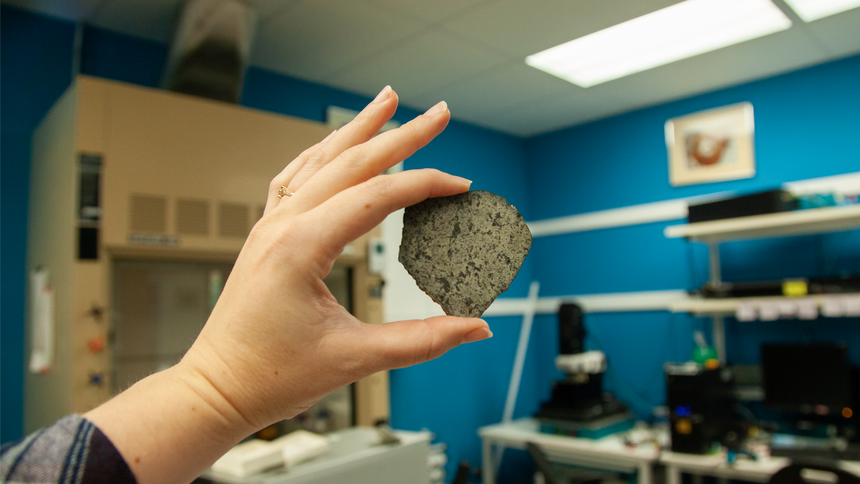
[4,0,860,137]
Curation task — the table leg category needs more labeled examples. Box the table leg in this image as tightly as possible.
[482,439,495,484]
[667,464,682,484]
[638,462,653,484]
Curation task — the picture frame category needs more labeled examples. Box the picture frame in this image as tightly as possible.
[665,102,755,186]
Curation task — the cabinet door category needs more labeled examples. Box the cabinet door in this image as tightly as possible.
[99,80,330,254]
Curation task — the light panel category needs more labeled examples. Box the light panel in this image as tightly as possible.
[782,0,860,22]
[526,0,792,88]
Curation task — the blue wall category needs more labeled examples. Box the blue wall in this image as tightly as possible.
[524,55,860,422]
[1,7,76,445]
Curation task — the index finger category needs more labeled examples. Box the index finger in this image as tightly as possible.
[305,169,472,262]
[284,101,450,217]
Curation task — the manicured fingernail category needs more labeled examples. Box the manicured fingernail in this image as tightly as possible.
[374,85,392,103]
[322,129,337,142]
[424,101,448,116]
[462,326,492,344]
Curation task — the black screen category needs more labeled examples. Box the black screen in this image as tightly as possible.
[761,343,851,409]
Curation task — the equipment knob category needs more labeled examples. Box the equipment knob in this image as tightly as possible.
[88,336,106,353]
[89,372,105,386]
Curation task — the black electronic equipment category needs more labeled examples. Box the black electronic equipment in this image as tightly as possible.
[537,375,630,422]
[687,189,797,224]
[558,302,586,355]
[853,368,860,443]
[666,364,735,454]
[761,343,851,412]
[535,304,634,438]
[700,276,860,299]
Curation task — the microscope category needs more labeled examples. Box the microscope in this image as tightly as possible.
[535,303,634,438]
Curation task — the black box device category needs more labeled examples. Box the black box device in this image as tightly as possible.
[688,189,797,224]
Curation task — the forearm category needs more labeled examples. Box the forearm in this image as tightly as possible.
[84,362,257,484]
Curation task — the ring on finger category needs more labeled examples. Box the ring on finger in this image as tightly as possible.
[277,186,295,198]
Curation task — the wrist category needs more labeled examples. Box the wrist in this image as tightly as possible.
[85,363,257,484]
[169,359,260,438]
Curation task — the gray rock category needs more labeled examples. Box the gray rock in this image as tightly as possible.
[399,190,532,318]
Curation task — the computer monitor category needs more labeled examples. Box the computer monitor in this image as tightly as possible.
[761,343,851,412]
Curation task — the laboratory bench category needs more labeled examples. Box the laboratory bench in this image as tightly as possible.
[479,418,860,484]
[479,418,662,484]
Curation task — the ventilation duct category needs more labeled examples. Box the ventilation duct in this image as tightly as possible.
[162,0,257,103]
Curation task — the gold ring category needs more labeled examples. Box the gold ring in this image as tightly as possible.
[278,186,294,198]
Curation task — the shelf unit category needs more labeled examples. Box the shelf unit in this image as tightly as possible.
[664,205,860,243]
[664,204,860,363]
[670,294,860,315]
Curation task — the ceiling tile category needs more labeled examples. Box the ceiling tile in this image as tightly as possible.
[440,0,680,58]
[589,27,831,114]
[251,0,426,82]
[491,27,832,136]
[88,0,180,43]
[365,0,490,23]
[1,0,102,21]
[8,0,857,136]
[479,87,615,136]
[409,60,576,119]
[802,8,860,57]
[327,28,511,104]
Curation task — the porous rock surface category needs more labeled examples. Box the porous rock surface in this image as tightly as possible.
[399,190,532,318]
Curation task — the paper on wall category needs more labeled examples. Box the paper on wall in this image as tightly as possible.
[29,267,55,374]
[736,302,757,321]
[845,296,860,317]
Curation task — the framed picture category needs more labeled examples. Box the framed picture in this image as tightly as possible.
[665,102,755,186]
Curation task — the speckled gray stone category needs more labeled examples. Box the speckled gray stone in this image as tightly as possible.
[399,190,532,318]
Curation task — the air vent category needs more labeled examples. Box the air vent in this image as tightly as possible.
[218,202,249,238]
[176,199,210,236]
[130,194,167,234]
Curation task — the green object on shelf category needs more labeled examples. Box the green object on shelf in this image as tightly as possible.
[693,347,718,365]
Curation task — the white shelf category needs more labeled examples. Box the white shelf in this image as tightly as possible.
[664,204,860,243]
[669,293,860,316]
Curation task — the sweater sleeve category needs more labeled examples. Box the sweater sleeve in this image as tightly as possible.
[0,414,137,484]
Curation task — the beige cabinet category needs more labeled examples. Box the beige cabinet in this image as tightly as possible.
[26,76,389,432]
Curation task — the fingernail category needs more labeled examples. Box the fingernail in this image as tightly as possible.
[424,101,448,116]
[374,85,392,103]
[462,326,493,344]
[322,129,337,142]
[457,176,473,187]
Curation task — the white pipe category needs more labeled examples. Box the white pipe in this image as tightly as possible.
[494,280,540,471]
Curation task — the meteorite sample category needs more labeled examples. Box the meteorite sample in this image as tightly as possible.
[399,190,532,318]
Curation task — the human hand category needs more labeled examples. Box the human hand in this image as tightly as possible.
[86,87,492,484]
[181,86,492,429]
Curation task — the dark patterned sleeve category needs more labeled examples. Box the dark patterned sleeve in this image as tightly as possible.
[0,414,137,484]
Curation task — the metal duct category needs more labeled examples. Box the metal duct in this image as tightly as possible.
[162,0,257,103]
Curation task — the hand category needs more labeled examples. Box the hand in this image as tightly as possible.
[183,85,492,427]
[86,87,493,484]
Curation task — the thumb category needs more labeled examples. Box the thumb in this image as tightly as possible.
[365,316,492,370]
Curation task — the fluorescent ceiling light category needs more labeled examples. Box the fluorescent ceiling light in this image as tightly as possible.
[526,0,792,88]
[782,0,860,22]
